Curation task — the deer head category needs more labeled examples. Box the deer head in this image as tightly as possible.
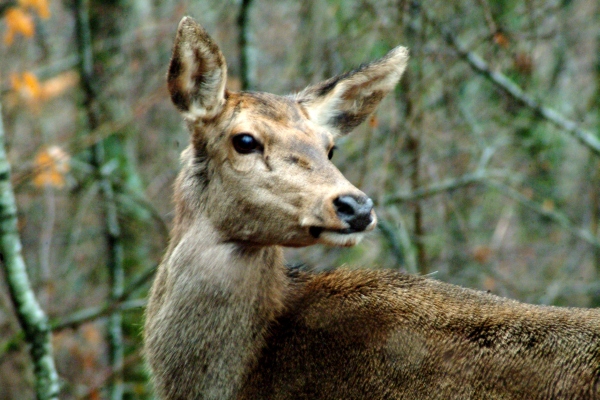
[168,17,408,248]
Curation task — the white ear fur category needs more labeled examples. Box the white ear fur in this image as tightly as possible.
[168,17,228,121]
[296,46,409,135]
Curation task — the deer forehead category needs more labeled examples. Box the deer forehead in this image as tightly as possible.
[220,92,334,151]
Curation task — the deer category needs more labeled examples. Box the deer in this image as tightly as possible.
[144,16,600,400]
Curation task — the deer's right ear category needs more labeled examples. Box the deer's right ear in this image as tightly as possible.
[168,17,227,121]
[296,46,408,136]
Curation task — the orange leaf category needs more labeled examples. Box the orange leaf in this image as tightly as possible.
[10,71,42,102]
[33,146,70,188]
[493,32,509,49]
[88,389,101,400]
[368,115,379,128]
[40,71,79,100]
[81,323,102,347]
[11,71,78,104]
[3,7,34,45]
[473,245,492,264]
[10,72,22,91]
[22,71,41,98]
[19,0,51,19]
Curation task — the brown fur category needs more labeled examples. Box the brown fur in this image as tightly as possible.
[144,17,600,400]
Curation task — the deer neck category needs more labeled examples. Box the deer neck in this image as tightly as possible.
[157,170,288,398]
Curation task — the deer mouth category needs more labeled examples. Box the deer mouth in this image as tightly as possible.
[308,211,377,238]
[309,226,358,238]
[308,226,370,247]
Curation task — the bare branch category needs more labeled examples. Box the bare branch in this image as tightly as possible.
[52,262,155,331]
[384,170,499,204]
[51,299,146,332]
[74,0,124,397]
[0,102,60,398]
[420,6,600,157]
[487,181,600,249]
[0,264,156,362]
[237,0,254,90]
[384,165,600,250]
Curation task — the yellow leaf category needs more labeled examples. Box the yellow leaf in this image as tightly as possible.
[11,71,78,104]
[40,71,79,100]
[10,71,42,102]
[542,199,554,212]
[33,146,70,189]
[10,72,22,91]
[22,71,41,98]
[19,0,51,19]
[3,7,34,45]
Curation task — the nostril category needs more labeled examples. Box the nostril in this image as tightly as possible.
[333,196,357,217]
[333,195,374,232]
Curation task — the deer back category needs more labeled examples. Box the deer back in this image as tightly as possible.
[144,17,600,400]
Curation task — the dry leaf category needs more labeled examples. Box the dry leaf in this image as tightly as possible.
[493,32,509,48]
[514,52,534,75]
[19,0,50,19]
[40,71,79,100]
[3,7,34,45]
[11,71,42,101]
[11,71,78,105]
[542,199,554,212]
[368,115,379,128]
[33,146,70,188]
[473,245,492,264]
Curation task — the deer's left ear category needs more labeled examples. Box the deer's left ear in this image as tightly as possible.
[296,46,409,136]
[168,17,227,121]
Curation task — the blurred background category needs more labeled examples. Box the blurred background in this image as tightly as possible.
[0,0,599,398]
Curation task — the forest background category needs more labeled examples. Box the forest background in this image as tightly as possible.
[0,0,599,398]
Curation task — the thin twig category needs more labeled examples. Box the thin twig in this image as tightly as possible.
[74,0,124,398]
[51,263,155,331]
[51,299,146,332]
[39,185,56,307]
[384,170,498,204]
[384,167,600,250]
[475,0,499,36]
[0,263,156,361]
[487,181,600,249]
[237,0,254,90]
[420,6,600,156]
[0,101,60,398]
[75,350,144,400]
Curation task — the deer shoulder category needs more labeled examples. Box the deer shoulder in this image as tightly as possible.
[144,16,600,400]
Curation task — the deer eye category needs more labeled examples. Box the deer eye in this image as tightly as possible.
[232,133,262,154]
[328,146,337,160]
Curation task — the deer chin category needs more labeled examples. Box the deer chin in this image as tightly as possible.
[308,227,366,247]
[318,230,366,247]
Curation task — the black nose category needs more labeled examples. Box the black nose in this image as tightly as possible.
[333,195,374,232]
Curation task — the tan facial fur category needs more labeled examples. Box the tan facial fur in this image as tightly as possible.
[167,17,403,248]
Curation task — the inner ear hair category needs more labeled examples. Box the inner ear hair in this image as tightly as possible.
[168,17,228,121]
[297,46,409,135]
